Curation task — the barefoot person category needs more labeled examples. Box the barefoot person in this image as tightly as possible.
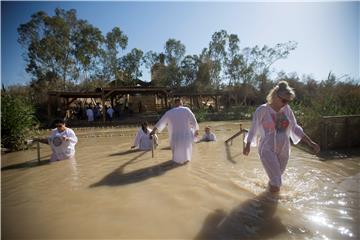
[150,98,199,164]
[36,119,78,162]
[243,81,320,193]
[131,122,158,151]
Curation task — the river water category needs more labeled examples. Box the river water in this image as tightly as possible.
[2,121,359,239]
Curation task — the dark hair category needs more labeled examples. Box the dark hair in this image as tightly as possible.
[53,119,66,127]
[141,122,149,134]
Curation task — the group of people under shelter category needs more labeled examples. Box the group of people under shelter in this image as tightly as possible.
[38,80,320,193]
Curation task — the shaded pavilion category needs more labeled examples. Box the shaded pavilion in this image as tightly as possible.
[47,86,170,122]
[47,82,228,123]
[172,91,225,111]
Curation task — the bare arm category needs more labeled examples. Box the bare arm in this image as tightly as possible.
[149,127,158,137]
[301,133,320,154]
[243,142,251,155]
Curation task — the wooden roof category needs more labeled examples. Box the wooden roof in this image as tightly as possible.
[48,87,170,98]
[48,87,226,99]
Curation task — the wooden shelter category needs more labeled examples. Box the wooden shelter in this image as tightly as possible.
[47,87,170,122]
[47,84,229,124]
[172,91,225,111]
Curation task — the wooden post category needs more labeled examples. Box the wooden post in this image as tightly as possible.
[151,137,155,158]
[239,123,243,150]
[37,141,40,163]
[345,117,351,148]
[322,118,328,151]
[165,94,168,108]
[47,95,52,121]
[102,90,106,122]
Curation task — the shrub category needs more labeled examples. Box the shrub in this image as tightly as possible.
[1,93,38,150]
[194,109,207,123]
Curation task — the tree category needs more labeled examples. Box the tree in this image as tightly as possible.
[224,33,244,86]
[181,54,200,88]
[193,49,212,91]
[18,8,104,90]
[101,27,128,82]
[208,30,228,88]
[164,39,186,88]
[118,48,144,84]
[73,20,104,81]
[144,52,168,87]
[1,92,37,150]
[249,41,298,97]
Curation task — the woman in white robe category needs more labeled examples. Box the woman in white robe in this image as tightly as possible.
[150,99,199,164]
[45,119,78,161]
[243,81,320,193]
[131,122,158,150]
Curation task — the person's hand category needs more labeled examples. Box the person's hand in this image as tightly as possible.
[62,136,69,141]
[311,142,320,154]
[194,130,199,137]
[243,143,251,156]
[149,130,155,139]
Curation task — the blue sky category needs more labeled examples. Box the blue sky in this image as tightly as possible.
[1,1,359,87]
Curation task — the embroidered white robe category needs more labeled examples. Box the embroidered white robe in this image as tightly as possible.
[48,128,78,161]
[245,104,304,187]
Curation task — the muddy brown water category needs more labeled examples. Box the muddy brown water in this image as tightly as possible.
[2,121,359,239]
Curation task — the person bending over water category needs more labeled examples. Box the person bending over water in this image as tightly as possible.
[36,119,78,162]
[131,122,158,151]
[150,98,199,164]
[243,81,320,193]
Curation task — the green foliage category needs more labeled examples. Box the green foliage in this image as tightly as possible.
[194,109,207,123]
[289,79,360,143]
[103,27,129,82]
[1,93,38,150]
[17,8,128,95]
[194,105,256,122]
[119,48,144,83]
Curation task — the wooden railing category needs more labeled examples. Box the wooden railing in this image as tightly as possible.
[321,115,360,150]
[224,124,249,152]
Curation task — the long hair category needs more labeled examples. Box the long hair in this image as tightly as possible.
[266,81,295,104]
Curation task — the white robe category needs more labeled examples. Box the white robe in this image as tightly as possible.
[107,108,114,118]
[48,128,78,161]
[155,106,199,164]
[244,104,304,187]
[201,132,217,141]
[86,109,94,122]
[133,127,156,150]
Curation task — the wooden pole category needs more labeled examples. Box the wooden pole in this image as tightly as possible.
[151,137,155,158]
[101,90,106,122]
[243,130,246,153]
[224,123,248,146]
[37,141,40,163]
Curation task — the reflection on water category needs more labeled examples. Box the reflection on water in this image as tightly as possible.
[90,150,183,187]
[195,191,284,239]
[2,121,359,239]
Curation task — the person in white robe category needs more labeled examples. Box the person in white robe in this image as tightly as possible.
[106,106,115,121]
[243,81,320,193]
[86,107,94,122]
[150,98,199,164]
[201,126,217,142]
[37,119,78,162]
[131,122,158,150]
